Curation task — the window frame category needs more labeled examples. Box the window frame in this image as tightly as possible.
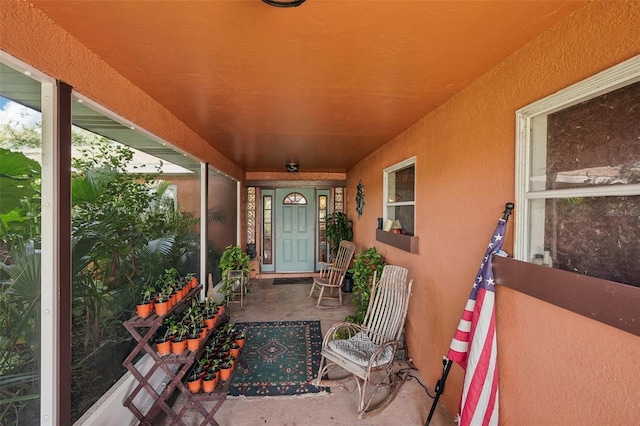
[383,156,416,235]
[514,54,640,264]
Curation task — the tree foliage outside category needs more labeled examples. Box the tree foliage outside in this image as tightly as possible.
[0,123,204,423]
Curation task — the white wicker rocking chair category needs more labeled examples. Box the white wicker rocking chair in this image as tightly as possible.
[313,265,413,418]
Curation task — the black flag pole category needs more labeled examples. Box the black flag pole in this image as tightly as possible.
[425,357,453,426]
[425,202,514,426]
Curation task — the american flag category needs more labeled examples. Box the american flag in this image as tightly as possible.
[446,218,506,426]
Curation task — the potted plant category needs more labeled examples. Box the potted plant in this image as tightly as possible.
[154,290,171,316]
[155,317,178,356]
[136,282,155,318]
[186,368,202,394]
[347,247,385,324]
[171,321,189,355]
[218,357,235,381]
[194,358,209,378]
[202,370,218,393]
[218,245,250,301]
[326,212,353,258]
[203,299,219,329]
[184,272,198,290]
[228,341,240,359]
[234,329,246,349]
[186,323,201,352]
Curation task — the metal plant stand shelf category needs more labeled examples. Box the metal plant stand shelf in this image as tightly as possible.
[122,284,231,425]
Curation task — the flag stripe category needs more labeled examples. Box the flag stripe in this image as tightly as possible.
[446,218,506,426]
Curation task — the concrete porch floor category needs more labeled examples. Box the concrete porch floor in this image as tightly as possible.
[167,277,456,426]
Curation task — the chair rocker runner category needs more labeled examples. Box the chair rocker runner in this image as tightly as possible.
[309,240,355,306]
[313,265,413,418]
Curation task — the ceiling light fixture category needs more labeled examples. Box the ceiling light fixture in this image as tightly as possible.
[261,0,306,8]
[286,163,299,172]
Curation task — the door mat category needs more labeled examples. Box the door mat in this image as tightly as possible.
[272,277,314,285]
[228,320,328,397]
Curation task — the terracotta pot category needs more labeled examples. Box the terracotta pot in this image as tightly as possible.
[172,337,187,355]
[219,366,233,381]
[187,377,202,394]
[135,302,152,319]
[205,316,216,329]
[187,336,200,352]
[229,347,240,359]
[202,374,218,393]
[156,339,171,356]
[235,337,245,349]
[190,277,198,290]
[155,300,169,316]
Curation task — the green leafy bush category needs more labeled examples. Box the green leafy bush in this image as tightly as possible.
[325,212,353,257]
[346,247,385,325]
[218,245,250,300]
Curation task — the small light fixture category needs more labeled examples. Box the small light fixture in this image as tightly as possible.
[286,163,299,173]
[261,0,306,7]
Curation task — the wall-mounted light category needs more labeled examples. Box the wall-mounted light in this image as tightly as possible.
[261,0,306,7]
[286,163,299,172]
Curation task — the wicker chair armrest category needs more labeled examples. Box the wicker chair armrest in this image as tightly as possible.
[366,339,400,373]
[323,322,366,347]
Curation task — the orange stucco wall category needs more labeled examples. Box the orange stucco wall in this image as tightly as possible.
[347,1,640,423]
[0,0,243,182]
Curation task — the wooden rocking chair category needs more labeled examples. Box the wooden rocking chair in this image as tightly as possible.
[309,240,356,306]
[313,265,413,418]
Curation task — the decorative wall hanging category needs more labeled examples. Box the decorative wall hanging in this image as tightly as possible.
[356,180,365,218]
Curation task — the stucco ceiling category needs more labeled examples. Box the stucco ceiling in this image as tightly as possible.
[29,0,585,173]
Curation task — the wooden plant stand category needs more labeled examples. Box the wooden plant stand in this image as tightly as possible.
[122,285,231,425]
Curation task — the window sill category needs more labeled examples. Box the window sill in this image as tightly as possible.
[376,229,418,253]
[493,256,640,338]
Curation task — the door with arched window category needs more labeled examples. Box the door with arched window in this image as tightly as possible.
[275,188,315,272]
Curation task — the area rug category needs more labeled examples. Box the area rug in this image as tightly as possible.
[272,277,314,285]
[228,320,328,397]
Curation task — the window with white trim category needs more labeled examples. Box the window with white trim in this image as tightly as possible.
[383,157,415,236]
[515,55,640,287]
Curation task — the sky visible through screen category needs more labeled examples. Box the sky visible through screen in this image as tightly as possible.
[0,96,41,128]
[0,96,191,173]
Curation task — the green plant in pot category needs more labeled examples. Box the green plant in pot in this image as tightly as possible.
[347,247,385,325]
[326,212,353,259]
[218,245,250,301]
[136,282,156,318]
[186,368,202,394]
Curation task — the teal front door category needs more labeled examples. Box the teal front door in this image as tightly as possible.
[275,188,315,272]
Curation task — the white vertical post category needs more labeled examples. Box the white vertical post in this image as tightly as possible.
[39,81,59,426]
[200,163,208,300]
